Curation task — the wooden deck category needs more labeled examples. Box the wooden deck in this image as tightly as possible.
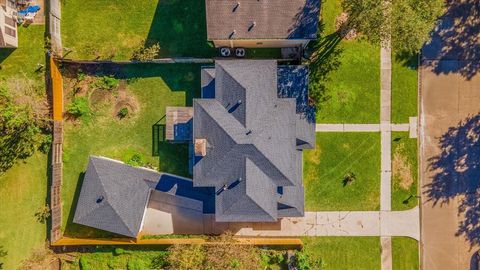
[165,106,193,141]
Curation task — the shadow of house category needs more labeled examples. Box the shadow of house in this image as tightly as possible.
[144,0,215,58]
[422,0,480,80]
[425,114,480,246]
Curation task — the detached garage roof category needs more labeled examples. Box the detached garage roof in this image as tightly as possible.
[205,0,320,40]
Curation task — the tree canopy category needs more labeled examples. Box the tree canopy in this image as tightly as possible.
[0,86,42,173]
[342,0,444,52]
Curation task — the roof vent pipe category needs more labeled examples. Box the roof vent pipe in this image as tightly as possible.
[233,2,240,12]
[248,21,256,32]
[229,30,236,39]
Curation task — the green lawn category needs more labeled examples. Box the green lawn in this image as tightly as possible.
[391,132,418,211]
[0,25,48,270]
[304,133,381,211]
[0,25,45,85]
[392,53,418,124]
[314,0,380,124]
[62,64,201,237]
[302,237,381,270]
[0,153,48,270]
[392,237,419,270]
[62,0,215,60]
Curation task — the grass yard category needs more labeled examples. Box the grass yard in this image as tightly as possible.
[302,237,381,270]
[0,153,48,270]
[0,25,45,86]
[391,132,418,211]
[61,64,201,237]
[392,53,418,123]
[314,0,380,124]
[304,133,381,211]
[392,237,419,270]
[62,0,215,60]
[0,24,48,270]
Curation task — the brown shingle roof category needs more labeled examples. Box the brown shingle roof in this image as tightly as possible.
[205,0,320,40]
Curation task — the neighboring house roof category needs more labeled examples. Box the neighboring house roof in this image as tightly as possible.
[205,0,320,40]
[73,156,214,237]
[193,60,315,222]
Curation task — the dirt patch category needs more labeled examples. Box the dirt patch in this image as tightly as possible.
[335,12,357,40]
[113,80,139,119]
[6,77,49,119]
[393,144,414,190]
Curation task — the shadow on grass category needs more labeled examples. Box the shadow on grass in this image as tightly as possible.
[425,114,480,247]
[145,0,215,58]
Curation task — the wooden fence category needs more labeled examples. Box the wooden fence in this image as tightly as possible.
[50,57,64,243]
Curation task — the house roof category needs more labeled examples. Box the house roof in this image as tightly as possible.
[205,0,320,40]
[73,156,215,237]
[193,60,314,222]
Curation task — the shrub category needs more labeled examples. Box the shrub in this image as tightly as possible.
[79,256,89,270]
[34,205,50,223]
[127,258,146,270]
[125,153,145,167]
[131,42,160,62]
[342,171,357,186]
[67,97,91,118]
[168,244,205,270]
[77,72,86,82]
[150,253,168,269]
[114,248,125,256]
[118,107,129,119]
[38,134,52,154]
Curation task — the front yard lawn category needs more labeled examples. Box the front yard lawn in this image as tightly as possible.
[391,132,418,211]
[392,53,418,124]
[314,0,380,124]
[304,132,381,211]
[392,237,419,270]
[62,0,215,60]
[61,64,201,237]
[302,237,381,270]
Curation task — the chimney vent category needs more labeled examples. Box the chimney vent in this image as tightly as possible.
[248,21,256,32]
[233,2,240,12]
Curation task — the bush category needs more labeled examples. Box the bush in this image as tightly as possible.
[92,76,119,91]
[118,107,129,119]
[150,253,168,269]
[125,153,145,167]
[34,205,50,223]
[168,244,205,270]
[131,42,160,61]
[79,256,89,270]
[114,248,125,256]
[67,97,91,118]
[38,134,52,154]
[127,258,146,270]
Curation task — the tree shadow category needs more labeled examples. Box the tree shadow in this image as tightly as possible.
[287,0,321,40]
[145,0,215,58]
[424,114,480,246]
[422,0,480,80]
[306,20,343,112]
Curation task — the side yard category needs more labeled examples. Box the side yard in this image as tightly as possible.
[313,0,380,124]
[61,64,201,237]
[0,25,48,269]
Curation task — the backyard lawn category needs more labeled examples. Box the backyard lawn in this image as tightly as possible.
[302,237,381,270]
[392,237,419,270]
[314,0,380,124]
[0,25,48,270]
[392,53,418,123]
[0,25,45,85]
[61,64,201,237]
[304,133,381,211]
[391,132,418,211]
[62,0,215,60]
[0,153,48,270]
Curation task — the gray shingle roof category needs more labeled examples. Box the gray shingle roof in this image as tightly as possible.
[193,60,315,222]
[205,0,320,40]
[73,156,160,237]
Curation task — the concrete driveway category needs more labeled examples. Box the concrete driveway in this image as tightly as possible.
[420,1,480,269]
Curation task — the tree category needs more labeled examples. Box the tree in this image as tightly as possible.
[342,0,444,52]
[0,86,41,173]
